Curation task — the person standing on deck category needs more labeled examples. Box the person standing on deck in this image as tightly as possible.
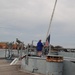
[37,40,43,56]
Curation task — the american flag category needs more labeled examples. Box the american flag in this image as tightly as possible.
[45,34,50,47]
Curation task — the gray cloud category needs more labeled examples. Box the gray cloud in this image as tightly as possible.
[0,0,75,47]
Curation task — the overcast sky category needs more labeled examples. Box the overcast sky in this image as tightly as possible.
[0,0,75,48]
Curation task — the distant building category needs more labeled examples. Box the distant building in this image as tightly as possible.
[0,42,8,49]
[0,42,18,49]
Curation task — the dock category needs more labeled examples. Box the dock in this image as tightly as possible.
[0,59,35,75]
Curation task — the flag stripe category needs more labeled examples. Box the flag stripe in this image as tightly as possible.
[45,34,50,46]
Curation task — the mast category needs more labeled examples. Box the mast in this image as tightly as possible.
[46,0,57,37]
[46,0,58,54]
